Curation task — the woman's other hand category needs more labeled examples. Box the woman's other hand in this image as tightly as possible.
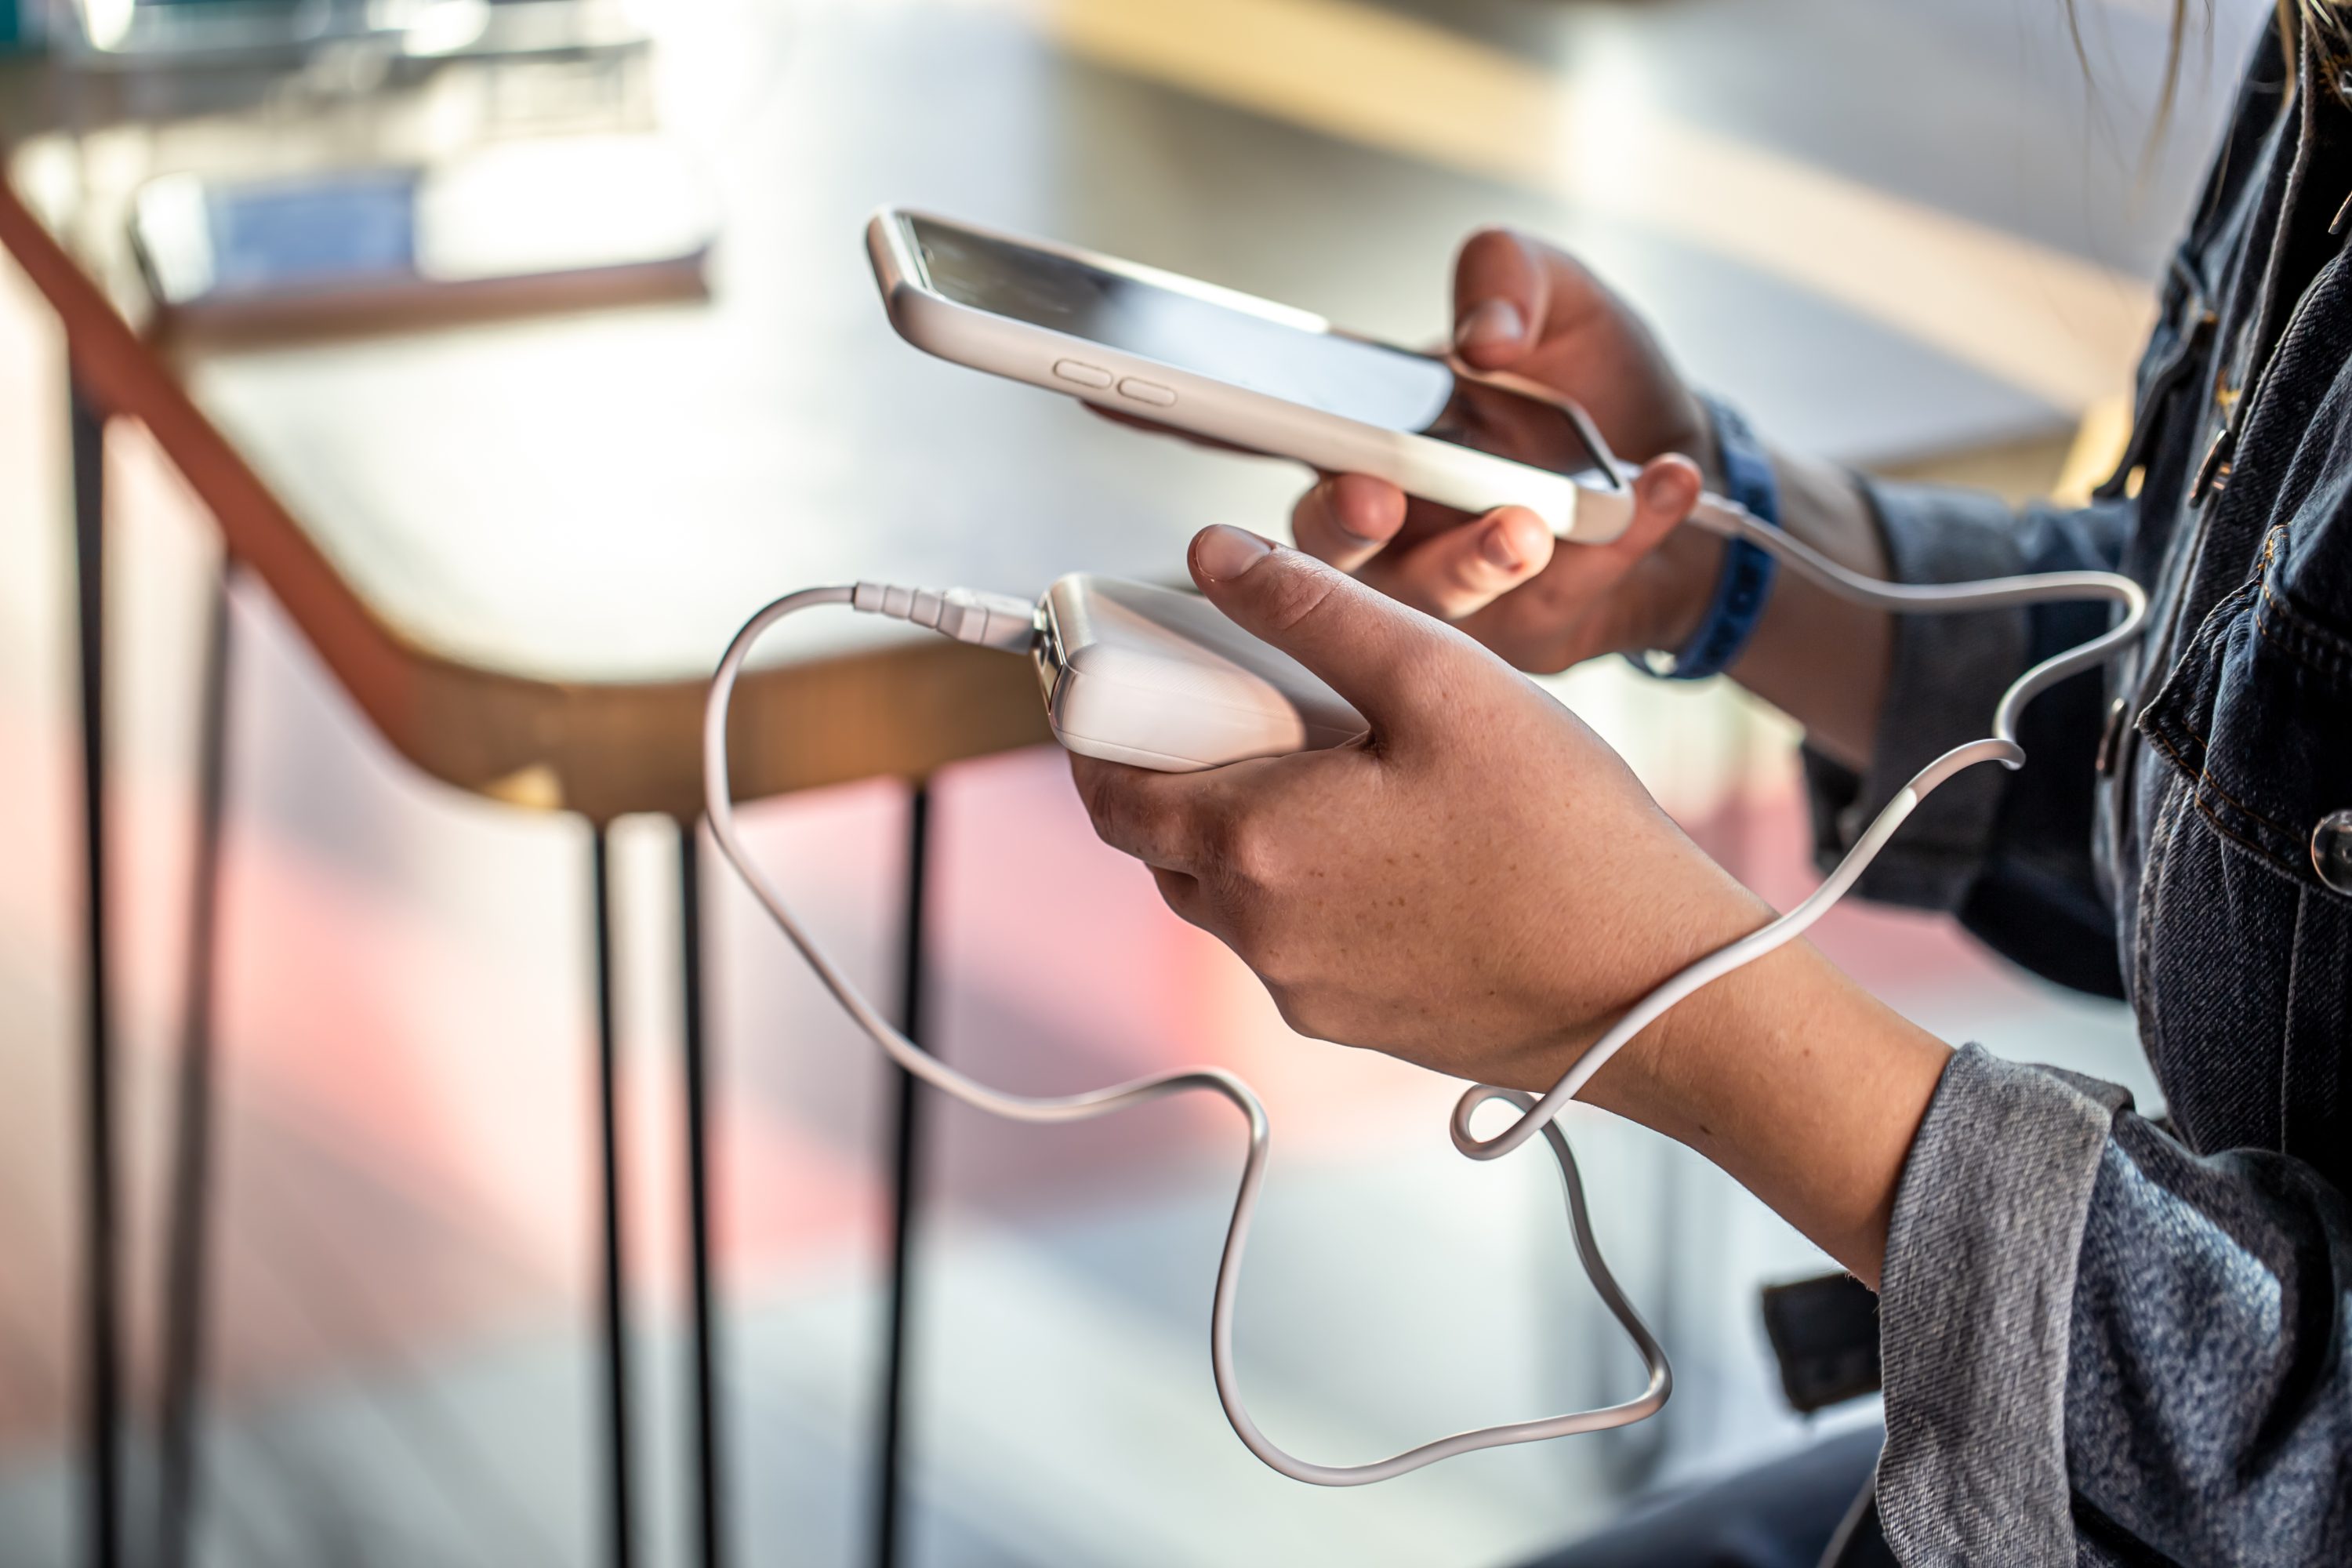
[1298,227,1893,766]
[1291,230,1729,670]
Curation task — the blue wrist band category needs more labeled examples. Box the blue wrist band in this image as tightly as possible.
[1640,394,1779,681]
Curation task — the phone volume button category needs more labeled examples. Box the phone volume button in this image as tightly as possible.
[1053,359,1115,389]
[1117,377,1176,407]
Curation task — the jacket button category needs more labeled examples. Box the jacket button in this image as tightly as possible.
[2315,811,2352,894]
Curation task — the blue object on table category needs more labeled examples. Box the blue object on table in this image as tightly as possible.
[207,171,421,292]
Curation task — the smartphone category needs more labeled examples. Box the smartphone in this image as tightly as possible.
[131,136,714,337]
[866,209,1635,543]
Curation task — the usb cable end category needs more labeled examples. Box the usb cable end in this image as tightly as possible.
[851,582,1037,652]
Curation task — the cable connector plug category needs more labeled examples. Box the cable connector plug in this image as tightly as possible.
[851,582,1037,652]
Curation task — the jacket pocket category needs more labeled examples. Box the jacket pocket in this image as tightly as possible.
[2132,525,2352,1171]
[2140,527,2352,889]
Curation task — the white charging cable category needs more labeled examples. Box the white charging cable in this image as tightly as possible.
[702,509,2146,1486]
[1446,496,2150,1165]
[704,586,1670,1484]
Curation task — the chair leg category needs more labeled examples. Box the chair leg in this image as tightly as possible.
[590,826,636,1568]
[155,564,236,1568]
[873,782,933,1568]
[677,818,725,1568]
[68,377,122,1568]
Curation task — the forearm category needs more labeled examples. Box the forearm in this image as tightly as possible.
[1722,448,1891,771]
[1581,935,1950,1288]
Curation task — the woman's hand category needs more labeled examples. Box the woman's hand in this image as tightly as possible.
[1296,227,1895,767]
[1069,524,1952,1283]
[1293,229,1730,671]
[1071,523,1766,1093]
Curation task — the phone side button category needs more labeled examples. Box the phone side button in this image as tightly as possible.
[1117,377,1177,407]
[1053,359,1115,389]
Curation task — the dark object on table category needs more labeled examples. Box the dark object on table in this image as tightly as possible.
[1761,1272,1882,1414]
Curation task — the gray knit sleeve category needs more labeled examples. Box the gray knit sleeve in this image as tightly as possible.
[1874,1044,2125,1565]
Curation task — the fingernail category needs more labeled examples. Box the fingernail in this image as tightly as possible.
[1480,517,1524,570]
[1454,298,1525,353]
[1195,524,1274,581]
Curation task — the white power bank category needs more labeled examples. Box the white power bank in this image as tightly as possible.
[1035,575,1367,771]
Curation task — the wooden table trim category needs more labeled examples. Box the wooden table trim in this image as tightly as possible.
[0,176,1050,823]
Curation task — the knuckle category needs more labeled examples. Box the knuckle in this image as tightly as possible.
[1254,558,1343,636]
[1450,553,1507,596]
[1074,767,1125,832]
[1191,796,1239,869]
[1214,807,1284,891]
[1267,986,1316,1039]
[1268,981,1345,1044]
[1149,867,1203,921]
[1079,769,1180,859]
[1247,928,1301,989]
[1083,804,1133,854]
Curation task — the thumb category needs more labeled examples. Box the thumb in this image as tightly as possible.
[1452,228,1617,369]
[1188,524,1456,728]
[1452,227,1547,367]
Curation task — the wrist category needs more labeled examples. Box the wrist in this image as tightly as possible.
[1730,454,1890,770]
[1635,527,1728,655]
[1579,921,1951,1287]
[1625,394,1778,681]
[1604,404,1730,656]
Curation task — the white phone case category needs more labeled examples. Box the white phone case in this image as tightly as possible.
[1034,575,1366,771]
[867,209,1635,543]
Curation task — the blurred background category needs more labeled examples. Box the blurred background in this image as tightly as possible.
[0,0,2264,1564]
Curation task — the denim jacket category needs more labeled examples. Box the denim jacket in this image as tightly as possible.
[1798,20,2352,1565]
